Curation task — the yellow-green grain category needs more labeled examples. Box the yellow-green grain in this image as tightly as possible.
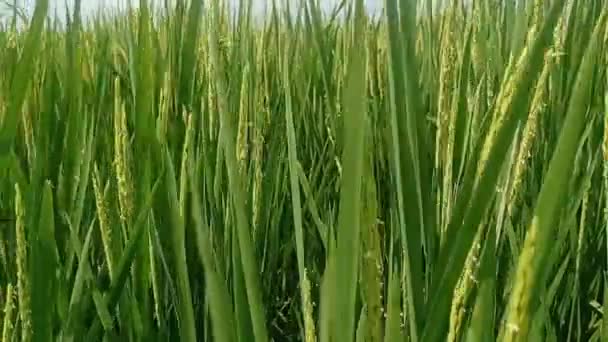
[436,3,459,236]
[236,64,251,173]
[15,183,31,342]
[360,148,382,342]
[507,50,554,214]
[179,112,194,218]
[149,229,162,327]
[21,103,35,170]
[92,164,115,280]
[0,232,7,279]
[302,270,317,342]
[447,233,481,342]
[2,284,14,342]
[113,77,134,229]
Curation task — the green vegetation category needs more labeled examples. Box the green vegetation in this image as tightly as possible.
[0,0,607,341]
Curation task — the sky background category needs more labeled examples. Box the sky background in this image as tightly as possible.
[4,0,384,20]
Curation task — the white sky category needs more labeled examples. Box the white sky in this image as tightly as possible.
[10,0,383,19]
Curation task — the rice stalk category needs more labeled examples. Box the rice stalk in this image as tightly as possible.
[603,17,608,342]
[333,0,368,339]
[1,1,608,341]
[190,169,236,342]
[164,138,196,342]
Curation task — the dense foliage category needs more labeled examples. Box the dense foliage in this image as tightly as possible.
[0,0,607,341]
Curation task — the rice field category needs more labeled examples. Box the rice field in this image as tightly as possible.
[0,0,607,341]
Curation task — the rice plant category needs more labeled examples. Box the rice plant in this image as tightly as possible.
[0,0,607,341]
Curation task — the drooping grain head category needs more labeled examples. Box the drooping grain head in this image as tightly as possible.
[92,164,115,280]
[21,102,35,170]
[447,233,482,342]
[475,12,540,184]
[0,93,5,126]
[502,215,540,341]
[508,49,554,215]
[113,77,134,228]
[360,142,383,342]
[179,111,194,219]
[0,231,7,280]
[302,270,317,342]
[531,0,544,34]
[2,283,15,342]
[236,64,251,174]
[15,184,31,342]
[509,8,567,216]
[471,0,483,71]
[149,229,162,328]
[436,4,459,167]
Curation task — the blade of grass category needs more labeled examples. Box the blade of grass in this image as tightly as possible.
[189,163,237,342]
[334,0,367,340]
[30,181,59,342]
[163,146,197,342]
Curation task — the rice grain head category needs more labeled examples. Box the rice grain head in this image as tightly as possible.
[251,87,268,233]
[531,0,544,34]
[236,64,251,173]
[437,3,460,235]
[0,231,7,279]
[508,49,554,214]
[447,233,482,342]
[504,9,608,341]
[604,18,608,269]
[302,270,317,342]
[2,283,15,342]
[475,9,542,184]
[113,77,135,228]
[179,111,194,219]
[21,103,35,170]
[15,183,31,342]
[92,164,115,280]
[149,228,162,327]
[360,142,382,342]
[506,9,566,215]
